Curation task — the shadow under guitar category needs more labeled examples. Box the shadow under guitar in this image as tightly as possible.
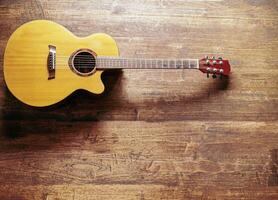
[0,69,123,138]
[0,70,230,141]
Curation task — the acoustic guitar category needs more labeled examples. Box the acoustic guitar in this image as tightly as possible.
[4,20,231,107]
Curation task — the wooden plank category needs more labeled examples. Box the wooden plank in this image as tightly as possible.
[0,184,277,200]
[0,121,277,187]
[0,0,277,199]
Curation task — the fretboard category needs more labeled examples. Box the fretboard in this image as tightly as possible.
[96,57,199,69]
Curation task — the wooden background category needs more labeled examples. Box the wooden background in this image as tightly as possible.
[0,0,277,199]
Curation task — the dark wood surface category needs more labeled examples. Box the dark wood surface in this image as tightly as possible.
[0,0,277,199]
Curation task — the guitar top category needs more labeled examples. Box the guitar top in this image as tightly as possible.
[4,20,231,107]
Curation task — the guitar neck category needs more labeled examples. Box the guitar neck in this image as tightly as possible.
[96,57,199,70]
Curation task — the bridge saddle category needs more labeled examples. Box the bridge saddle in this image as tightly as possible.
[48,45,56,80]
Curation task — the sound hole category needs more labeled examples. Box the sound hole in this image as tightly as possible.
[73,51,96,74]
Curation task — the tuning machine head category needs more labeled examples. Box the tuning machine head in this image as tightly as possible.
[199,55,231,78]
[205,55,209,65]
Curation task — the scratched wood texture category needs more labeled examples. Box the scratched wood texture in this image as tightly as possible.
[0,0,278,199]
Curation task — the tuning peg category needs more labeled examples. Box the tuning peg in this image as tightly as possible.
[219,60,223,65]
[206,60,210,65]
[212,56,216,60]
[218,57,223,60]
[207,73,209,78]
[219,74,223,80]
[205,55,209,59]
[212,74,217,79]
[213,60,217,64]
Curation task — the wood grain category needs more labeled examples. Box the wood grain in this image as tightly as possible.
[0,0,277,199]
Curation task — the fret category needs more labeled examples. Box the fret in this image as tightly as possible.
[127,59,132,68]
[122,59,125,68]
[157,60,162,68]
[108,59,111,68]
[182,60,189,69]
[123,59,125,68]
[169,60,175,68]
[189,59,197,69]
[125,59,128,69]
[143,59,146,69]
[112,59,115,68]
[151,60,156,69]
[113,59,116,68]
[131,59,134,69]
[176,60,182,69]
[163,60,168,68]
[134,60,138,69]
[142,59,146,68]
[114,59,117,68]
[147,59,152,68]
[138,59,141,68]
[133,59,137,69]
[117,59,120,68]
[121,59,124,68]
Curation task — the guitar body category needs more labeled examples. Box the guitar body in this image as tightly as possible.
[4,20,119,107]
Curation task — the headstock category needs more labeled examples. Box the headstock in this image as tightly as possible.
[199,56,231,79]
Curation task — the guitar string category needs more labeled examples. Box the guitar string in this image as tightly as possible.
[6,56,201,62]
[5,62,194,65]
[6,57,200,67]
[6,55,201,58]
[5,56,200,69]
[2,65,198,69]
[3,61,197,66]
[3,66,197,69]
[6,58,199,64]
[5,59,199,68]
[6,58,201,64]
[7,67,195,69]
